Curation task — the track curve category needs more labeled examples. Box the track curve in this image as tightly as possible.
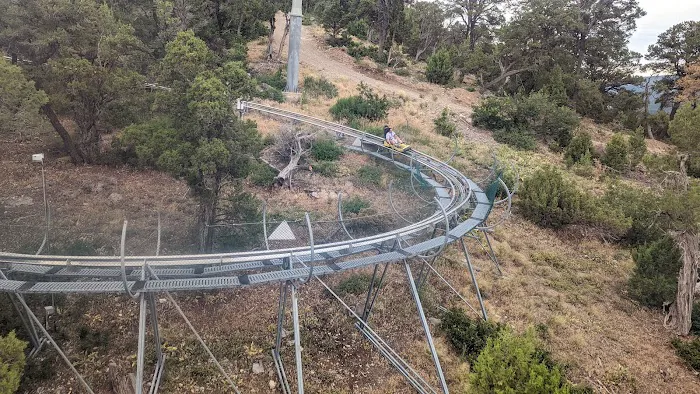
[0,102,494,295]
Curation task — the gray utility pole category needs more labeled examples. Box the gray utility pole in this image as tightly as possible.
[286,0,302,92]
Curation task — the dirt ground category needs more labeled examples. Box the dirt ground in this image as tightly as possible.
[3,13,699,394]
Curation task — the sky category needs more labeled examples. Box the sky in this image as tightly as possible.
[629,0,700,57]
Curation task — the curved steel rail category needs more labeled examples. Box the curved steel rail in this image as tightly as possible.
[0,102,494,295]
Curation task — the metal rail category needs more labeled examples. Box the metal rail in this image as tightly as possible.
[0,102,491,293]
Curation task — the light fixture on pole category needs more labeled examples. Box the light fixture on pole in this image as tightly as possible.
[32,153,49,255]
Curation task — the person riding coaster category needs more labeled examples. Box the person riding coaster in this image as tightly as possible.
[383,125,411,152]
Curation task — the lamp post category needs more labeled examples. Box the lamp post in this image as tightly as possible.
[32,153,49,255]
[286,0,302,92]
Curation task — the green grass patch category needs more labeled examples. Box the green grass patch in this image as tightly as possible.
[342,196,370,214]
[358,165,382,186]
[333,273,381,297]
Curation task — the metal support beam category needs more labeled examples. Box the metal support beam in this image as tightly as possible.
[301,260,436,393]
[418,257,480,318]
[291,283,304,394]
[460,238,488,320]
[285,0,302,92]
[417,256,438,289]
[362,262,389,322]
[135,263,147,394]
[146,267,241,394]
[0,271,42,353]
[6,293,40,350]
[147,293,165,394]
[362,264,380,319]
[272,281,292,394]
[482,230,503,276]
[404,261,449,394]
[16,295,95,394]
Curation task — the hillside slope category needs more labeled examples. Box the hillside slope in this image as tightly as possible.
[253,16,700,393]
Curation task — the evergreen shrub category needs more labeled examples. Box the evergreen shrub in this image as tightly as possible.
[0,331,26,394]
[433,108,457,137]
[470,329,571,394]
[518,167,589,228]
[493,129,538,150]
[565,133,593,166]
[249,161,277,186]
[312,138,343,161]
[346,19,369,40]
[628,132,647,167]
[330,83,391,121]
[472,93,579,148]
[342,196,370,214]
[426,49,453,85]
[603,134,630,172]
[303,76,338,99]
[440,308,504,362]
[628,236,682,307]
[672,338,700,372]
[312,160,338,177]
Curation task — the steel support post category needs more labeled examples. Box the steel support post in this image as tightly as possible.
[362,264,380,318]
[147,293,164,394]
[16,296,95,394]
[404,261,449,394]
[285,0,302,92]
[291,283,304,394]
[418,255,438,290]
[460,238,488,321]
[0,271,42,353]
[481,230,503,275]
[362,262,389,322]
[6,293,40,350]
[272,281,292,394]
[416,261,426,288]
[135,265,147,394]
[146,267,241,394]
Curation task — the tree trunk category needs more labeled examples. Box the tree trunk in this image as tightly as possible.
[198,189,218,253]
[274,133,312,187]
[266,15,276,60]
[644,77,655,140]
[468,19,477,52]
[214,0,224,36]
[480,65,536,93]
[277,13,291,61]
[41,104,85,164]
[415,47,425,62]
[78,124,101,164]
[665,232,700,335]
[376,0,389,52]
[670,101,681,121]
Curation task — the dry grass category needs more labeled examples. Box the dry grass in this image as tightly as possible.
[445,217,700,393]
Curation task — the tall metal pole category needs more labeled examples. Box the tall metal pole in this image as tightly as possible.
[286,0,302,92]
[404,261,449,393]
[291,284,304,394]
[460,238,488,321]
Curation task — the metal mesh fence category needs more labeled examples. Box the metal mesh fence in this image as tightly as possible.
[0,165,444,258]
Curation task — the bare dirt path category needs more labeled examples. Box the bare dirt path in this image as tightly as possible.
[256,14,495,147]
